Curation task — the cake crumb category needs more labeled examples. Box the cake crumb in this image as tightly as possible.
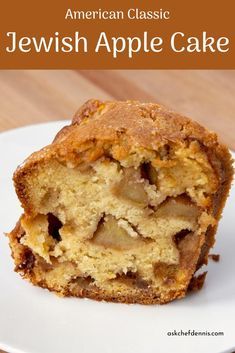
[208,254,220,262]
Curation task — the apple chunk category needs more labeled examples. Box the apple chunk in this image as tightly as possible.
[91,216,145,250]
[112,168,148,206]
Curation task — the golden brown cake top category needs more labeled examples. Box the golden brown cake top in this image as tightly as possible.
[15,100,231,166]
[13,99,233,214]
[57,99,217,149]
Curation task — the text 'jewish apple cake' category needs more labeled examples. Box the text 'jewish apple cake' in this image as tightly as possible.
[8,100,233,304]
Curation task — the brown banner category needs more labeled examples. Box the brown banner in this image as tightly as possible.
[0,0,234,69]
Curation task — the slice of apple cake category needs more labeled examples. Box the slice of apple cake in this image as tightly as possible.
[8,100,233,304]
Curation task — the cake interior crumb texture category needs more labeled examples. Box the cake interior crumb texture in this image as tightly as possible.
[8,100,233,304]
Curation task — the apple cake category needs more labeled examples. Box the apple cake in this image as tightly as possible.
[8,99,233,304]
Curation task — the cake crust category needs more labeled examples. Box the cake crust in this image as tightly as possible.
[8,100,233,304]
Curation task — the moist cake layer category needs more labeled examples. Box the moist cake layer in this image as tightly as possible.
[8,100,233,304]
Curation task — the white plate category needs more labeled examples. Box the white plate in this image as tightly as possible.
[0,122,234,353]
